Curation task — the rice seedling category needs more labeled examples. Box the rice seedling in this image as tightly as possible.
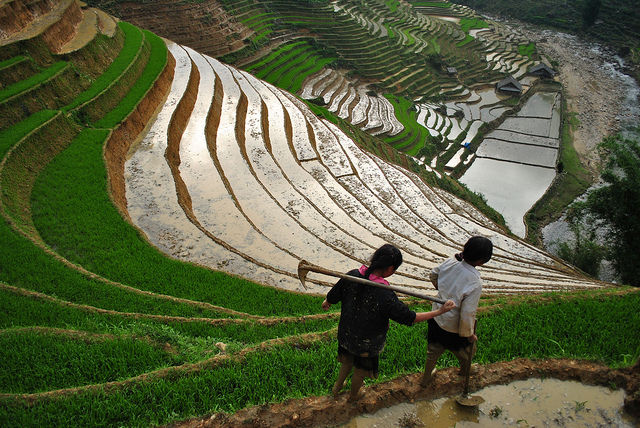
[459,17,489,33]
[0,55,25,69]
[94,29,168,128]
[63,22,143,112]
[30,108,323,316]
[0,61,67,103]
[0,329,182,394]
[1,288,637,426]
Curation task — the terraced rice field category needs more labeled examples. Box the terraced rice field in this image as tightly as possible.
[268,0,549,174]
[1,1,630,426]
[125,42,603,298]
[460,91,562,237]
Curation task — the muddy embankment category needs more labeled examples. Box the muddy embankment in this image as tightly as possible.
[167,358,640,428]
[105,51,176,219]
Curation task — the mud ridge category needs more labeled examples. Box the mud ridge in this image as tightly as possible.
[167,358,640,428]
[0,328,336,406]
[0,282,339,324]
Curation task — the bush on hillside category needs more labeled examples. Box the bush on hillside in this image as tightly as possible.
[566,132,640,286]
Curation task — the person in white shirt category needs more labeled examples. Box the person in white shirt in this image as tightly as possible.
[420,236,493,387]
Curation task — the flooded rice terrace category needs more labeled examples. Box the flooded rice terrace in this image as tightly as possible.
[341,379,635,428]
[459,91,561,238]
[124,39,608,296]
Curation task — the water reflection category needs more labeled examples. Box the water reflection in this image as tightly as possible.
[460,91,561,237]
[342,379,634,428]
[459,158,556,238]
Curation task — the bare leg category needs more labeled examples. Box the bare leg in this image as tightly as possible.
[420,342,445,387]
[347,372,366,402]
[452,343,476,376]
[332,362,353,395]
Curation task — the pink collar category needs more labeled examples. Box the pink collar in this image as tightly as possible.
[359,265,389,285]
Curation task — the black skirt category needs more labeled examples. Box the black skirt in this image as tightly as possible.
[427,318,472,351]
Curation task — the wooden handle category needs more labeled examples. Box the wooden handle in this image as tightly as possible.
[297,260,446,304]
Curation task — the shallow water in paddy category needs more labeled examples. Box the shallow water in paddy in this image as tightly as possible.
[459,158,556,238]
[340,378,635,427]
[459,91,560,237]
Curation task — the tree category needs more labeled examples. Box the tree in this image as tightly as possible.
[567,133,640,286]
[554,222,605,278]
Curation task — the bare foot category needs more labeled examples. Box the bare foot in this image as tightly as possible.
[420,368,437,388]
[331,383,343,396]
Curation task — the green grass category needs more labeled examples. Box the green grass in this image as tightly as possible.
[518,42,536,58]
[456,33,475,47]
[245,41,307,72]
[0,110,58,153]
[0,329,181,394]
[386,0,399,13]
[0,61,67,103]
[0,287,337,352]
[63,22,143,112]
[459,17,489,32]
[0,55,25,70]
[288,56,336,93]
[243,39,336,94]
[29,129,322,317]
[256,46,310,79]
[1,290,637,426]
[383,94,432,156]
[2,131,238,320]
[408,1,452,8]
[93,29,167,128]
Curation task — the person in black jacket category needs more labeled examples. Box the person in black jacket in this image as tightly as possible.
[322,244,455,402]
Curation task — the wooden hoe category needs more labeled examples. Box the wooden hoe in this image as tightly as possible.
[297,259,447,304]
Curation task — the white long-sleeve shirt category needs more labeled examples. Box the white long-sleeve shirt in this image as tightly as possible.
[430,257,482,338]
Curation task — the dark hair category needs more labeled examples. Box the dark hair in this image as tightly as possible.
[455,236,493,264]
[365,244,403,279]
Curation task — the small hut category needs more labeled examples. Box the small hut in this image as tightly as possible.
[529,63,556,78]
[496,75,522,94]
[446,67,457,76]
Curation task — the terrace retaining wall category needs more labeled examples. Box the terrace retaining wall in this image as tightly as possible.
[40,0,81,53]
[0,0,58,38]
[112,0,252,58]
[104,51,176,219]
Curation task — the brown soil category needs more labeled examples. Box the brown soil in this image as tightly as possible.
[103,0,252,59]
[0,0,59,39]
[166,358,640,428]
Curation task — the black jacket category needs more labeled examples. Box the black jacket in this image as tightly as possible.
[327,269,417,356]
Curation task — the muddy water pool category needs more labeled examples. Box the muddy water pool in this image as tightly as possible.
[340,378,635,427]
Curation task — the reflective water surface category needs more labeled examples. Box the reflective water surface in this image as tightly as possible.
[459,158,556,238]
[460,91,561,237]
[341,378,635,428]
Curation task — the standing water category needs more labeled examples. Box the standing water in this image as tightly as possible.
[460,91,561,238]
[340,378,635,427]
